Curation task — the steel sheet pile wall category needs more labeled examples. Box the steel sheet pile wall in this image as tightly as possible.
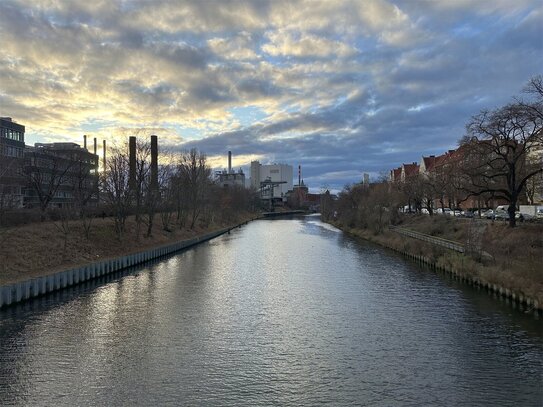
[0,225,242,308]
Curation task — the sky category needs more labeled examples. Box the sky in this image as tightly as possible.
[1,0,542,192]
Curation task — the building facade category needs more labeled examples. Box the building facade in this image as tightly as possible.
[250,160,293,200]
[0,117,25,208]
[24,142,99,209]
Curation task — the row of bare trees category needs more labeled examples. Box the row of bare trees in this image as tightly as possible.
[330,178,403,233]
[397,76,542,227]
[101,140,257,241]
[330,76,543,229]
[0,138,258,250]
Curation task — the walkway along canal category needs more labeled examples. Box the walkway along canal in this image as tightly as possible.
[0,215,541,405]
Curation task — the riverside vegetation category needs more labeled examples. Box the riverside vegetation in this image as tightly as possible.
[0,144,259,286]
[322,178,542,306]
[321,77,543,305]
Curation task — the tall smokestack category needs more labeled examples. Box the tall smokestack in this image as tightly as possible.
[103,140,106,171]
[129,136,136,190]
[298,164,301,187]
[93,137,97,155]
[151,135,158,191]
[228,151,232,173]
[83,135,87,149]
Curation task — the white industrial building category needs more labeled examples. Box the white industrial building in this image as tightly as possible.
[250,160,293,200]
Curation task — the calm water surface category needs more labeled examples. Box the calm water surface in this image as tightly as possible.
[0,216,542,406]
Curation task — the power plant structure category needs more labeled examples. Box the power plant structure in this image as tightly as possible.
[250,160,293,201]
[216,151,246,188]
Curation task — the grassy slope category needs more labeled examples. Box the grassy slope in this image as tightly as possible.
[0,212,255,286]
[332,215,543,304]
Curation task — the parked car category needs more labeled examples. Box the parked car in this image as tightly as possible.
[421,208,430,215]
[515,212,533,221]
[462,210,475,218]
[436,208,452,215]
[483,209,495,219]
[453,210,462,217]
[495,211,510,220]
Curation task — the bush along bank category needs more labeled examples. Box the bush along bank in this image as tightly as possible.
[0,218,257,309]
[327,220,542,315]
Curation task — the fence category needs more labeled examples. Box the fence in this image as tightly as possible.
[389,225,465,253]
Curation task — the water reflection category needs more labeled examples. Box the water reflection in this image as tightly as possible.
[0,216,541,406]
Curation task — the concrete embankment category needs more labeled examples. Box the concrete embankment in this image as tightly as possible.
[331,222,542,315]
[0,221,250,309]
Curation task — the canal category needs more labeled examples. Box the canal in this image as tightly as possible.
[0,216,541,406]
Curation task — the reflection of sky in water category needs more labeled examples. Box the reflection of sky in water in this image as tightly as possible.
[0,218,541,406]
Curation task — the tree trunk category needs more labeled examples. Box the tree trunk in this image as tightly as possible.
[508,198,517,228]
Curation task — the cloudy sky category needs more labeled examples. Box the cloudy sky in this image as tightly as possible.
[1,0,541,191]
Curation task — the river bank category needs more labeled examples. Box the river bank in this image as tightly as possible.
[0,212,257,286]
[2,215,541,405]
[327,215,543,311]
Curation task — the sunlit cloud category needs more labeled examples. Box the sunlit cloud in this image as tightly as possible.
[0,0,541,191]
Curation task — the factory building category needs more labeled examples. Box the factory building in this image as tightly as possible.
[216,151,245,188]
[0,117,26,208]
[250,160,293,200]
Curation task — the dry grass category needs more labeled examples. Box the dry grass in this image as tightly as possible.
[0,212,255,286]
[399,214,468,242]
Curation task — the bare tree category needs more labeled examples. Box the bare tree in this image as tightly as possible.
[101,145,131,239]
[335,183,368,228]
[178,149,211,229]
[461,78,543,227]
[130,139,152,240]
[25,150,73,221]
[70,156,99,239]
[172,169,189,228]
[319,185,334,221]
[367,181,392,233]
[52,205,75,258]
[400,174,424,213]
[157,162,177,233]
[143,160,174,238]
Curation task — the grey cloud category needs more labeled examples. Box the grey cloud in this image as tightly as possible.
[1,0,541,191]
[150,42,211,69]
[237,78,283,98]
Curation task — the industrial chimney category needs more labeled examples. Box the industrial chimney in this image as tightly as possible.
[151,135,158,191]
[103,140,107,171]
[129,136,136,190]
[83,135,87,149]
[93,137,97,155]
[228,151,232,174]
